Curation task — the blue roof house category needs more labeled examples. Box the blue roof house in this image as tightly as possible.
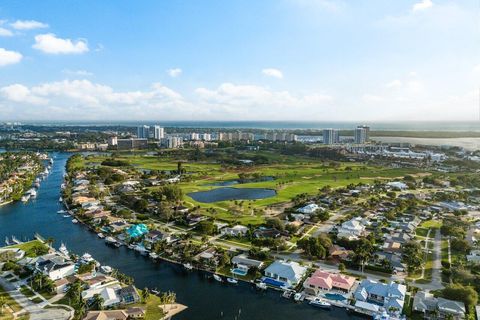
[263,260,307,289]
[126,224,149,238]
[354,280,406,315]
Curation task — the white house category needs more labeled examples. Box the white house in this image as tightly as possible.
[222,225,248,237]
[263,260,307,289]
[297,204,321,214]
[35,254,76,281]
[386,181,408,190]
[337,217,366,240]
[82,283,122,308]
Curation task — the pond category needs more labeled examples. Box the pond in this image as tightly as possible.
[188,187,276,203]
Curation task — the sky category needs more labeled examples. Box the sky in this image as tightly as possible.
[0,0,478,122]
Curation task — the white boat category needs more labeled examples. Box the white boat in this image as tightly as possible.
[57,210,66,214]
[63,214,70,218]
[149,252,158,259]
[226,277,238,284]
[97,233,105,239]
[256,282,267,290]
[29,189,37,198]
[183,263,193,270]
[294,292,304,302]
[105,237,117,245]
[59,243,69,256]
[134,244,149,255]
[282,290,294,299]
[213,274,223,282]
[81,253,94,263]
[59,197,63,202]
[309,297,331,309]
[21,194,30,202]
[34,182,40,188]
[100,265,112,274]
[72,219,78,224]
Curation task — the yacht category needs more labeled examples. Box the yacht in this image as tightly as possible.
[81,253,94,263]
[100,265,112,274]
[105,236,117,245]
[149,252,159,259]
[59,243,69,256]
[29,189,37,198]
[59,197,63,203]
[309,297,332,309]
[21,194,30,202]
[57,210,66,214]
[63,214,70,218]
[97,233,105,239]
[213,274,223,282]
[255,282,267,290]
[183,263,193,271]
[294,292,304,302]
[226,277,238,284]
[72,219,78,224]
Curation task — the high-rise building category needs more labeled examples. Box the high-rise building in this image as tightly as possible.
[323,129,339,144]
[354,127,367,144]
[202,133,212,141]
[152,126,164,140]
[357,125,370,141]
[137,125,150,139]
[190,133,200,141]
[166,136,183,149]
[107,136,118,146]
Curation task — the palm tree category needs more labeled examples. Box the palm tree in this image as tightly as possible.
[0,296,6,315]
[90,294,104,310]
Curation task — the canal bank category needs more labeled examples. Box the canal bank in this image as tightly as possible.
[0,152,362,320]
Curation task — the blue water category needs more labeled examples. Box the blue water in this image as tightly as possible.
[17,120,480,131]
[324,293,347,301]
[188,187,276,203]
[0,153,360,320]
[231,268,248,276]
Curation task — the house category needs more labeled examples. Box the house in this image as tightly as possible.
[329,245,352,260]
[83,310,129,320]
[222,225,248,237]
[337,218,366,240]
[126,224,149,238]
[303,269,356,295]
[263,260,307,289]
[253,227,282,239]
[382,240,402,254]
[231,254,264,270]
[144,230,171,244]
[386,181,408,190]
[118,285,141,304]
[35,254,76,280]
[297,203,320,214]
[354,280,406,315]
[374,251,405,272]
[82,283,122,308]
[413,291,466,319]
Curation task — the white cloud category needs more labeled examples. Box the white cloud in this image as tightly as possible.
[10,20,48,30]
[33,33,89,54]
[385,80,402,88]
[0,48,22,67]
[167,68,182,78]
[362,94,384,102]
[473,64,480,73]
[0,28,13,37]
[1,84,47,105]
[413,0,433,12]
[62,69,94,77]
[262,68,284,79]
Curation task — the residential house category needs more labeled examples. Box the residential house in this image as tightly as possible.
[253,227,282,239]
[222,225,249,237]
[35,254,76,281]
[231,254,264,270]
[337,218,366,240]
[297,203,321,214]
[354,280,406,315]
[413,291,466,319]
[263,260,307,289]
[303,269,356,295]
[144,230,171,245]
[329,245,352,260]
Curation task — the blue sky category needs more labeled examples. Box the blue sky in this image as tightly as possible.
[0,0,478,121]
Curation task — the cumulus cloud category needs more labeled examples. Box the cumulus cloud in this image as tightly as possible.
[0,27,13,37]
[167,68,182,78]
[1,84,47,105]
[385,80,402,88]
[262,68,283,79]
[413,0,433,12]
[10,20,48,30]
[62,69,94,77]
[0,48,22,67]
[33,33,89,54]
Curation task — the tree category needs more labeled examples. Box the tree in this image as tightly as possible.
[338,263,346,272]
[442,284,478,307]
[141,288,150,303]
[265,218,285,232]
[297,237,327,259]
[402,241,424,274]
[196,221,215,235]
[90,293,104,310]
[0,296,6,315]
[352,238,374,272]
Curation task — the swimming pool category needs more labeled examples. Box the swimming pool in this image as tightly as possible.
[324,293,346,301]
[231,268,248,276]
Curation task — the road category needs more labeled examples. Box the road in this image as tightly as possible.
[412,229,444,291]
[0,274,73,320]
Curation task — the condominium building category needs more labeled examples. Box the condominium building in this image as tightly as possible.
[357,125,370,141]
[166,137,183,149]
[137,125,150,139]
[323,129,339,145]
[117,138,148,150]
[136,125,164,140]
[354,127,367,144]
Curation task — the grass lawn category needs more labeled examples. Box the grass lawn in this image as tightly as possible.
[0,284,23,314]
[419,220,442,230]
[215,265,256,281]
[131,295,165,320]
[415,228,429,237]
[10,240,49,258]
[20,286,35,298]
[30,297,43,304]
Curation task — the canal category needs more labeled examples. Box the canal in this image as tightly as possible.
[0,152,360,320]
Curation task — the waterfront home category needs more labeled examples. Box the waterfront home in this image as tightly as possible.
[35,253,76,280]
[297,203,320,214]
[109,221,130,233]
[413,291,466,319]
[77,273,117,289]
[354,280,406,315]
[303,269,356,295]
[72,196,97,205]
[84,307,146,320]
[126,224,149,238]
[118,285,141,304]
[144,230,172,245]
[263,260,307,289]
[337,218,366,240]
[231,254,264,270]
[222,225,249,237]
[84,209,111,222]
[82,283,123,308]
